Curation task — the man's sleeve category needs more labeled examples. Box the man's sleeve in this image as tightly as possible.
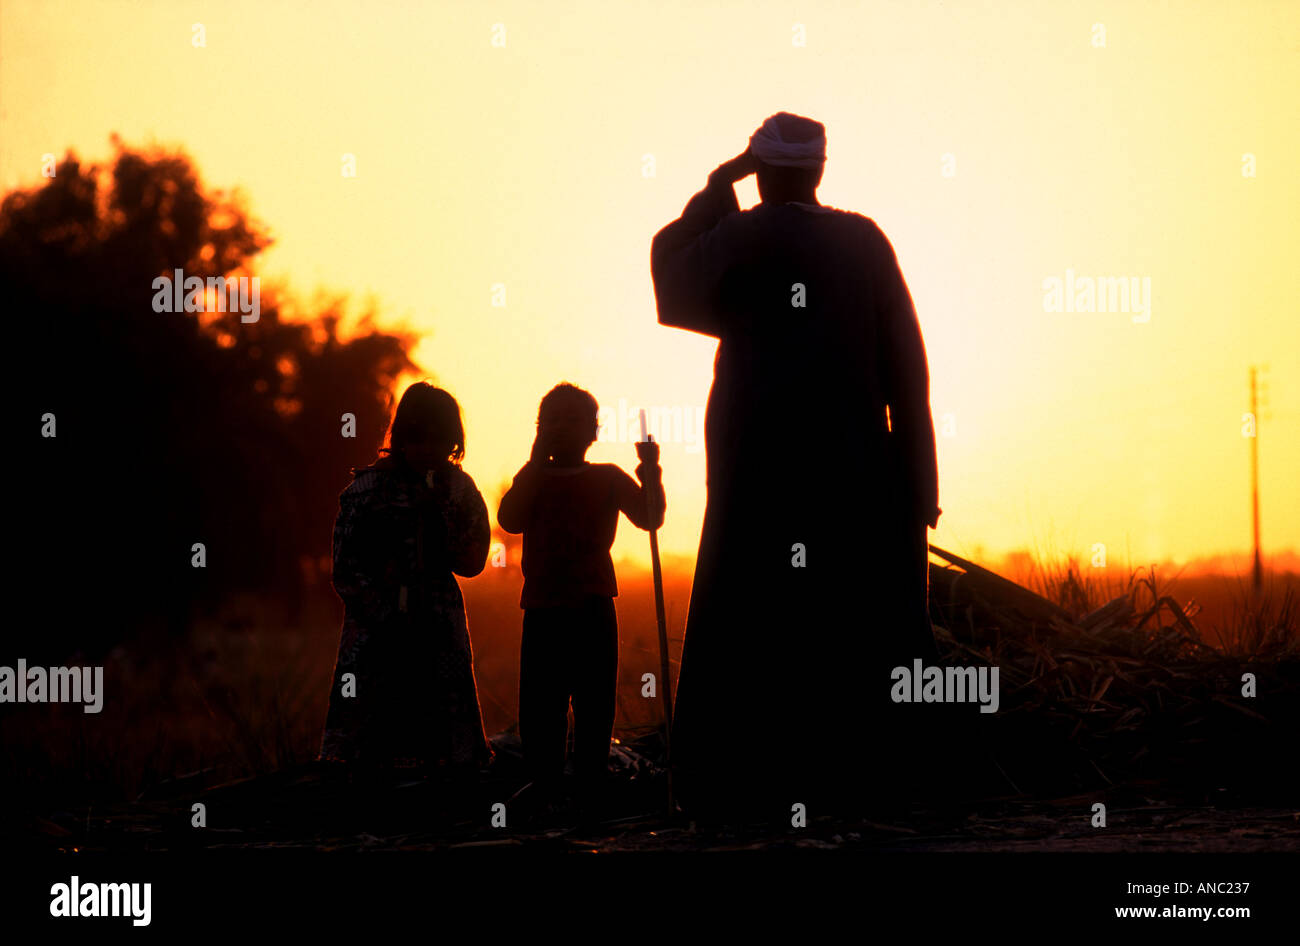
[872,222,940,528]
[650,178,749,339]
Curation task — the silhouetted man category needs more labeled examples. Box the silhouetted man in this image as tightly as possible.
[651,111,940,818]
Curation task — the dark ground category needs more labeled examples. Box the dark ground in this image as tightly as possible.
[10,730,1298,854]
[6,560,1296,857]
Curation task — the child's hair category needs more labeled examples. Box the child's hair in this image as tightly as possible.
[537,383,599,438]
[382,381,466,463]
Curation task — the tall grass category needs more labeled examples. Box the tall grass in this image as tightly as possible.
[1006,547,1298,657]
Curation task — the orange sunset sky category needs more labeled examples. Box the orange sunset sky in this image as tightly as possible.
[2,0,1297,572]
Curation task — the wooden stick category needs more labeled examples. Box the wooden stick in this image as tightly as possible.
[640,409,674,813]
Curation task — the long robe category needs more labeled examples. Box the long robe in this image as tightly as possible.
[651,178,940,814]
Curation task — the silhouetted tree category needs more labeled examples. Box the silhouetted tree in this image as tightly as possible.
[1,137,418,659]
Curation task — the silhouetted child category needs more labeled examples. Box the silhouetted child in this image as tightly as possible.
[497,383,665,817]
[321,382,493,773]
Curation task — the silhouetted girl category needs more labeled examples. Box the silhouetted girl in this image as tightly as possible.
[319,383,493,771]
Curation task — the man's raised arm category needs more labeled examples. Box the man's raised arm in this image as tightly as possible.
[650,150,756,338]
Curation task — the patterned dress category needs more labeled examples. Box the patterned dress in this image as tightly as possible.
[319,456,494,769]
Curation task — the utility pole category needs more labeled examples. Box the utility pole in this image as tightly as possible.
[1248,366,1266,598]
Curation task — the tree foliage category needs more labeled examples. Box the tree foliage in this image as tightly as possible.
[2,138,419,657]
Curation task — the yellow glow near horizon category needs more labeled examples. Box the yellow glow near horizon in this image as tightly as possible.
[3,0,1297,573]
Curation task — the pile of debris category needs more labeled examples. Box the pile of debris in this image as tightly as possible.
[925,546,1300,800]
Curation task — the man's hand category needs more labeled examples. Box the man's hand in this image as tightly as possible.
[709,146,759,186]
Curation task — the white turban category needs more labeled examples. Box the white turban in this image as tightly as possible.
[749,112,826,169]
